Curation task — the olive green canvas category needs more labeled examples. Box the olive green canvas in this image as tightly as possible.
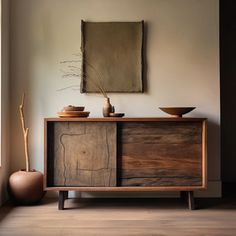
[81,21,144,93]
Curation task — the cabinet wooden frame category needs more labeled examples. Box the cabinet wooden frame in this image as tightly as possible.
[44,117,207,192]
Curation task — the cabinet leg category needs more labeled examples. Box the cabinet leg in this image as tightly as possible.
[187,191,195,210]
[58,191,68,210]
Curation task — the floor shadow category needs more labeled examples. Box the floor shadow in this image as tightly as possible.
[61,197,236,211]
[63,198,187,210]
[2,197,236,212]
[197,196,236,210]
[0,201,14,224]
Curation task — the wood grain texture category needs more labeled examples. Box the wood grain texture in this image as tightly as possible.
[45,117,207,122]
[45,118,207,191]
[47,122,116,187]
[119,122,202,187]
[202,120,207,188]
[1,198,236,236]
[45,186,205,191]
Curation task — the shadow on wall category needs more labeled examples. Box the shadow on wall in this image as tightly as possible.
[143,21,148,93]
[207,120,221,183]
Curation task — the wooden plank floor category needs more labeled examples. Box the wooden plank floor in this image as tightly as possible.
[0,197,236,236]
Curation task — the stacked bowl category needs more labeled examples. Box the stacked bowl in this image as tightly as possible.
[58,105,90,118]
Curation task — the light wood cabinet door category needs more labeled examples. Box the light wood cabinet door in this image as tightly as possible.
[47,122,117,187]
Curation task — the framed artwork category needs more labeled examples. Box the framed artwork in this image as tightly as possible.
[81,20,144,93]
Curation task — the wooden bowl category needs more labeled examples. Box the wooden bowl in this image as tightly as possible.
[159,107,196,117]
[58,111,90,118]
[63,105,85,112]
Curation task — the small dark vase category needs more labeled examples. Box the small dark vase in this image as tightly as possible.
[103,97,112,117]
[9,170,45,204]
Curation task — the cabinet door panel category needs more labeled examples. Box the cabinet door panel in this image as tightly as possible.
[47,122,116,187]
[119,122,202,187]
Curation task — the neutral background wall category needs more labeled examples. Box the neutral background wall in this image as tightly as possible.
[10,0,220,197]
[0,0,10,205]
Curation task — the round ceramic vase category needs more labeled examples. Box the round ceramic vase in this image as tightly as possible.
[9,170,45,204]
[103,98,112,117]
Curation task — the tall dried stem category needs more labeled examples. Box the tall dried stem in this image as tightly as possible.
[60,53,108,98]
[19,93,30,172]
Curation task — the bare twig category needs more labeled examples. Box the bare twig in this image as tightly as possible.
[60,53,108,98]
[19,93,30,172]
[57,84,80,91]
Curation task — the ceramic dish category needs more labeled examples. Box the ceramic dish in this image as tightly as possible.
[109,113,125,117]
[57,111,90,118]
[61,111,88,115]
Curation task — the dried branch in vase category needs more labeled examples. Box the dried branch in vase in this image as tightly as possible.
[19,93,30,172]
[59,53,108,98]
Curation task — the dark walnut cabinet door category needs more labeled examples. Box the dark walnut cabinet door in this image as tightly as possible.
[47,122,117,187]
[119,122,202,187]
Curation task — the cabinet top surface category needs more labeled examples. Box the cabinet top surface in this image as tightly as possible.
[45,117,207,122]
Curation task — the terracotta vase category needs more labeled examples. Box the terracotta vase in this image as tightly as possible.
[103,97,112,117]
[9,170,45,204]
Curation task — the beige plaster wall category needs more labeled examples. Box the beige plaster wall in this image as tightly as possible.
[0,0,10,206]
[10,0,220,197]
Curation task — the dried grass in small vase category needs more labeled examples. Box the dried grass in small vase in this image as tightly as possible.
[59,53,108,98]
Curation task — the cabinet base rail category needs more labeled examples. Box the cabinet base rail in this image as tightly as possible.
[58,190,195,210]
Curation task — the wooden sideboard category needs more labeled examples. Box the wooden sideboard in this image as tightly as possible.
[44,117,207,210]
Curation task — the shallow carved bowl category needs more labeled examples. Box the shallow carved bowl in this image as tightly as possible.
[159,107,196,117]
[63,105,85,112]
